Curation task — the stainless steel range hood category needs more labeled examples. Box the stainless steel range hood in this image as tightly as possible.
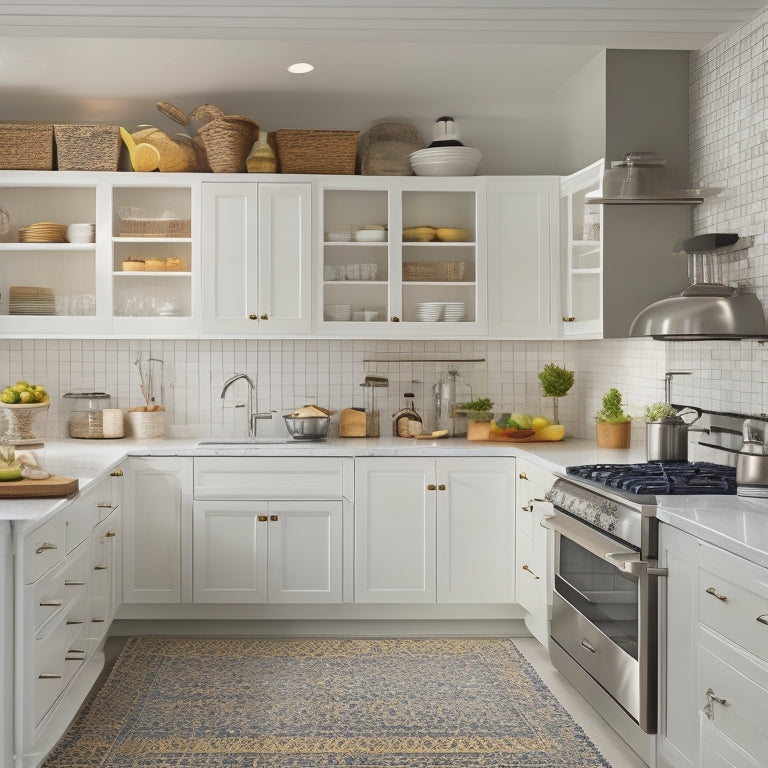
[629,233,768,340]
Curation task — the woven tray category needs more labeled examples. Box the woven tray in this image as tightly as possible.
[403,261,466,282]
[54,124,121,171]
[275,129,359,174]
[0,123,54,170]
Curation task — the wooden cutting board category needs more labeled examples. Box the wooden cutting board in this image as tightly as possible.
[0,475,79,498]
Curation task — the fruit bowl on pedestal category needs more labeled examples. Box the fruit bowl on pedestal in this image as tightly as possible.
[0,402,50,444]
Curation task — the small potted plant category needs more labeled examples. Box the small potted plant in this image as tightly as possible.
[456,398,494,441]
[538,363,574,425]
[595,388,632,448]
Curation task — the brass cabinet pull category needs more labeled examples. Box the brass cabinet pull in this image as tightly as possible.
[248,314,258,320]
[260,313,268,320]
[563,316,576,322]
[521,504,533,512]
[110,469,123,477]
[105,530,116,538]
[39,600,63,607]
[390,316,400,322]
[66,650,86,660]
[36,542,57,554]
[705,586,728,601]
[522,564,540,579]
[703,687,727,720]
[437,484,446,491]
[518,471,528,480]
[91,618,105,623]
[757,614,768,626]
[94,565,108,571]
[66,620,83,625]
[38,673,62,680]
[97,502,114,510]
[257,515,268,522]
[64,579,85,586]
[269,515,278,521]
[427,484,437,491]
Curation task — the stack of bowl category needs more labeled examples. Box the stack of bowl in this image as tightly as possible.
[409,147,481,176]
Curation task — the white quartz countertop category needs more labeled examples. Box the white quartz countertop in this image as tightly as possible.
[2,436,766,568]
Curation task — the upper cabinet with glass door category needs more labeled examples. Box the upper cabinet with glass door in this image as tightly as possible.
[0,172,105,337]
[111,178,199,336]
[315,177,485,337]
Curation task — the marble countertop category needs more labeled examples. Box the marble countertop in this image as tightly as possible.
[1,436,766,568]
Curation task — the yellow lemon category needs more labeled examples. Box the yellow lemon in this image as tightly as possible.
[537,424,565,441]
[532,416,551,432]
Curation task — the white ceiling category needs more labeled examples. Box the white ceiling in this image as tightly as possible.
[0,1,764,166]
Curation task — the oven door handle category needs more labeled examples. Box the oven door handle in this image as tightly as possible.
[540,508,645,574]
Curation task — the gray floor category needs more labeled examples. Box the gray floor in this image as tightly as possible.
[97,634,647,768]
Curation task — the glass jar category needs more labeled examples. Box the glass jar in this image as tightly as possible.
[62,391,112,439]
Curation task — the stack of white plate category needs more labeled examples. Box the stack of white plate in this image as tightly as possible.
[409,147,481,176]
[324,304,352,321]
[443,302,465,322]
[416,302,444,321]
[9,286,55,315]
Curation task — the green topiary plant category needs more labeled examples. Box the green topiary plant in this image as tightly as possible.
[538,363,574,425]
[595,388,631,424]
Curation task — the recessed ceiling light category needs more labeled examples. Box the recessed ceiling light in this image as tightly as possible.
[288,62,314,74]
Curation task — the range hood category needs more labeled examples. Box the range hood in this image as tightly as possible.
[629,233,768,340]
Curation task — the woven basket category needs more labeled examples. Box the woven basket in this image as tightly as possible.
[118,215,191,238]
[197,115,258,173]
[0,123,54,170]
[54,124,121,171]
[403,261,466,282]
[274,129,359,174]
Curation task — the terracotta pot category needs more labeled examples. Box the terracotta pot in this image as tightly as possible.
[596,420,631,449]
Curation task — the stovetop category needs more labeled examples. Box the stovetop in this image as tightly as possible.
[566,461,737,497]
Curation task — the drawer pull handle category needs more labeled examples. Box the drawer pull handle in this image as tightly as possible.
[522,564,540,579]
[563,316,576,322]
[110,469,123,477]
[64,579,85,586]
[36,542,57,554]
[427,484,437,491]
[38,673,62,680]
[705,586,728,601]
[438,484,446,491]
[66,649,85,657]
[270,515,278,521]
[66,654,86,661]
[521,504,533,512]
[97,503,113,509]
[92,618,105,623]
[257,515,268,522]
[580,639,597,654]
[94,565,108,571]
[518,471,528,480]
[39,600,63,607]
[704,687,727,719]
[260,313,268,320]
[757,614,768,626]
[105,530,116,538]
[66,620,83,625]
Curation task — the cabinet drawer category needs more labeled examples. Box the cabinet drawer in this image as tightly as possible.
[515,531,544,613]
[698,626,768,764]
[24,515,67,584]
[194,457,347,499]
[701,715,761,768]
[517,460,555,491]
[698,544,768,662]
[33,542,89,633]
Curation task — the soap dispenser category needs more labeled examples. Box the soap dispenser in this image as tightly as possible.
[392,393,423,438]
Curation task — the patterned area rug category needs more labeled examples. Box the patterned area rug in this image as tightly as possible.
[43,636,612,767]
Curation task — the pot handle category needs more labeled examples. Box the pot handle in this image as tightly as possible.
[677,406,702,426]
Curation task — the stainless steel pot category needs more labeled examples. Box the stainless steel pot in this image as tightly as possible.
[645,407,701,462]
[736,418,768,497]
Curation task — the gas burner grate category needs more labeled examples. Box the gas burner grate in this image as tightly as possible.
[566,461,737,496]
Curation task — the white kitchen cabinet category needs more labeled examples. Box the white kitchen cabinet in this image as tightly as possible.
[514,459,554,646]
[122,456,193,604]
[200,180,311,335]
[354,456,515,604]
[193,499,342,603]
[657,523,768,768]
[315,177,487,336]
[657,522,700,768]
[87,506,122,649]
[560,160,691,339]
[487,176,559,339]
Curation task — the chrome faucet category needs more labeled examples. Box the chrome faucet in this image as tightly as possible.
[220,373,272,436]
[664,370,692,404]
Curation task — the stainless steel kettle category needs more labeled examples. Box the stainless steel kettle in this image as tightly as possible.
[736,418,768,497]
[645,407,701,462]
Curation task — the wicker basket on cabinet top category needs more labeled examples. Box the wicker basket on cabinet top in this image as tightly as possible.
[403,261,466,282]
[54,124,121,171]
[274,129,359,174]
[0,123,54,170]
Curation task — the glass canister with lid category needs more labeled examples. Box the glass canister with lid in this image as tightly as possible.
[63,391,120,438]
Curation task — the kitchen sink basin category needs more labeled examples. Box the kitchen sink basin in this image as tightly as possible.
[195,437,296,446]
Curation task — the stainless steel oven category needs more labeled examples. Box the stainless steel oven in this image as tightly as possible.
[543,451,739,764]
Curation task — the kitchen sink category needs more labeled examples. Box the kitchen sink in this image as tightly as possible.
[195,437,296,446]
